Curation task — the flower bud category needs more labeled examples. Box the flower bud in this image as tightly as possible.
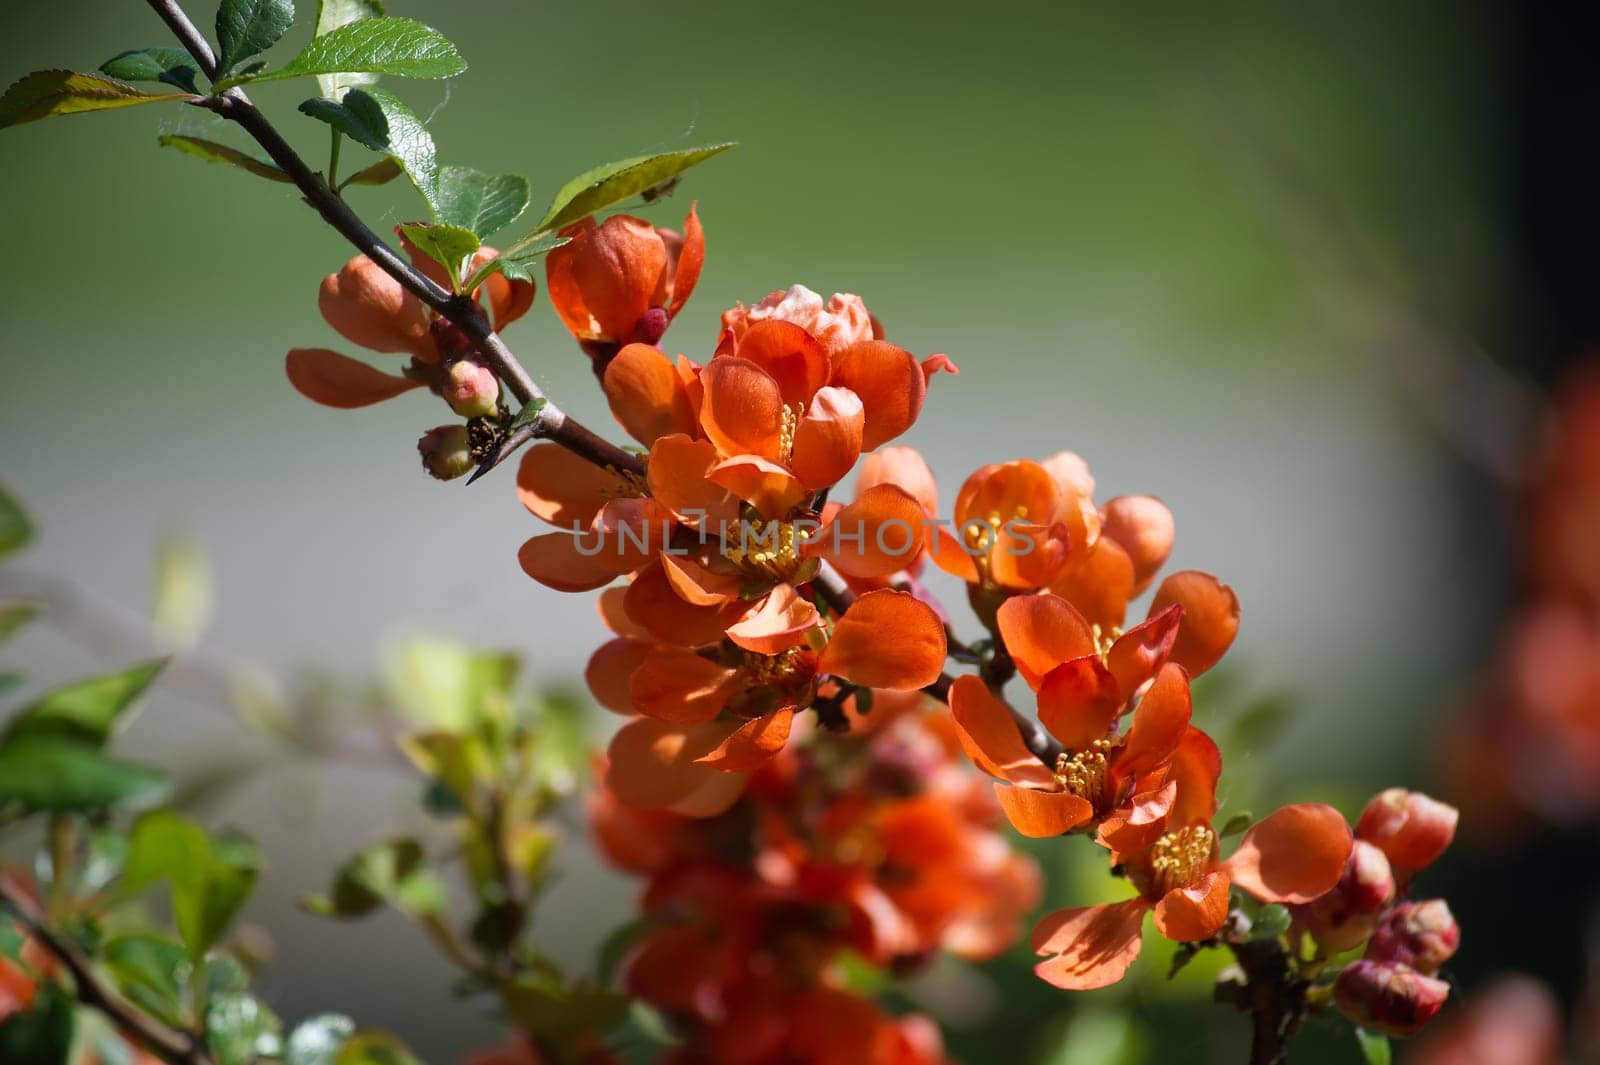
[418,425,473,481]
[1293,840,1395,953]
[545,206,702,346]
[1334,959,1451,1036]
[444,359,500,418]
[1356,788,1458,881]
[318,254,433,360]
[1367,899,1460,974]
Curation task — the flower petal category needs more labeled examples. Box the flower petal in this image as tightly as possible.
[517,532,630,592]
[708,455,808,518]
[658,551,741,607]
[623,561,741,646]
[857,446,938,517]
[1152,871,1231,942]
[516,442,623,528]
[694,709,793,771]
[318,255,432,358]
[666,202,704,319]
[603,343,697,445]
[1106,604,1182,696]
[790,386,865,491]
[828,340,928,450]
[995,594,1097,689]
[285,348,421,408]
[629,643,740,724]
[646,433,742,530]
[1225,803,1354,904]
[586,637,650,714]
[1167,726,1223,829]
[806,484,926,579]
[729,319,829,407]
[819,589,946,690]
[544,219,597,338]
[571,214,668,340]
[1101,496,1175,595]
[1150,571,1241,677]
[725,585,821,654]
[995,783,1092,838]
[1051,536,1135,630]
[1036,657,1122,751]
[605,717,747,813]
[946,675,1055,786]
[698,357,785,461]
[1115,663,1192,781]
[1030,899,1149,990]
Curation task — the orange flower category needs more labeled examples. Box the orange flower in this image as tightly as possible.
[928,457,1098,591]
[286,240,534,409]
[545,205,704,351]
[1030,753,1351,989]
[721,284,876,355]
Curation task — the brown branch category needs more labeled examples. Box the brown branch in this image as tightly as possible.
[1225,936,1310,1065]
[0,878,215,1065]
[142,0,642,481]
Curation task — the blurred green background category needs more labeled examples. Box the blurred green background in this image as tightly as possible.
[0,0,1530,1061]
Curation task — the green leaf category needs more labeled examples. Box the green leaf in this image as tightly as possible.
[123,812,261,960]
[396,222,478,285]
[222,18,465,90]
[502,980,629,1044]
[504,398,547,435]
[0,601,37,645]
[0,737,167,811]
[462,236,567,292]
[98,48,200,93]
[435,166,529,238]
[537,142,734,231]
[0,924,23,963]
[313,0,385,100]
[297,90,388,152]
[0,984,73,1065]
[1250,903,1292,941]
[158,134,290,183]
[3,659,167,747]
[526,687,588,796]
[151,531,215,648]
[333,1032,424,1065]
[382,639,518,732]
[215,0,296,78]
[338,155,401,189]
[302,87,436,209]
[206,991,283,1065]
[0,70,195,130]
[285,1014,357,1065]
[104,934,188,1027]
[0,481,34,559]
[305,837,443,919]
[1354,1027,1391,1065]
[1219,811,1253,838]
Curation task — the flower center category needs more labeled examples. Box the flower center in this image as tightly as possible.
[1090,623,1122,662]
[777,403,804,467]
[723,518,807,583]
[1149,824,1217,896]
[1054,739,1114,812]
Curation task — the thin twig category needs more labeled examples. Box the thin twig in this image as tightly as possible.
[0,877,215,1065]
[141,0,640,480]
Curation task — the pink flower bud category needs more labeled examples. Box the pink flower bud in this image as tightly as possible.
[1293,840,1395,953]
[444,359,500,418]
[1367,899,1460,974]
[1334,959,1451,1036]
[418,425,473,481]
[429,318,474,362]
[1356,789,1458,881]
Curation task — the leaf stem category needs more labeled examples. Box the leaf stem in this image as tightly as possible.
[327,127,342,191]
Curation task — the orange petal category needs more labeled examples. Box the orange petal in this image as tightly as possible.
[1224,803,1354,904]
[995,783,1092,838]
[666,202,703,319]
[1167,726,1223,829]
[819,589,947,690]
[1030,899,1149,990]
[629,643,740,724]
[586,637,650,714]
[571,214,668,340]
[694,709,793,771]
[623,561,740,647]
[517,532,630,592]
[1098,779,1178,863]
[946,675,1055,786]
[790,386,865,491]
[479,250,536,331]
[516,442,623,528]
[806,484,926,579]
[927,522,981,583]
[1101,496,1175,595]
[988,521,1073,590]
[1036,657,1123,751]
[598,585,650,638]
[544,219,597,338]
[1106,604,1182,696]
[730,320,829,407]
[828,340,928,450]
[603,343,697,445]
[1040,450,1096,499]
[659,551,742,607]
[605,717,747,813]
[318,255,432,358]
[285,348,421,408]
[726,585,821,654]
[996,593,1097,689]
[1153,871,1230,942]
[647,434,742,530]
[1051,536,1135,630]
[708,455,808,518]
[1116,662,1192,781]
[698,357,785,461]
[1150,571,1240,677]
[857,446,937,517]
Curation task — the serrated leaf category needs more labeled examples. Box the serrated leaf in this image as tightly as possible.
[462,236,564,292]
[0,70,195,129]
[537,142,733,231]
[159,134,290,183]
[286,1014,357,1065]
[206,991,282,1065]
[0,736,167,811]
[327,87,437,211]
[151,530,215,648]
[216,0,296,78]
[333,1032,424,1065]
[396,222,478,285]
[338,155,401,188]
[98,48,200,93]
[222,18,465,90]
[3,658,167,746]
[314,0,384,99]
[0,984,73,1065]
[1250,903,1292,941]
[1354,1027,1391,1065]
[435,166,529,238]
[298,91,388,152]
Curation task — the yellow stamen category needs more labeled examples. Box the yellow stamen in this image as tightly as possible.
[1149,824,1217,896]
[1054,739,1113,810]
